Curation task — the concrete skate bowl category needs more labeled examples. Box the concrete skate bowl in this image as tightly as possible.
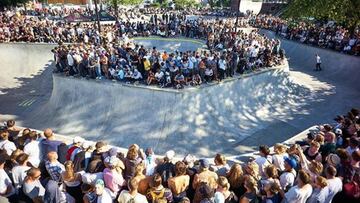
[132,36,207,52]
[260,29,360,119]
[0,43,56,122]
[27,65,320,157]
[1,37,360,158]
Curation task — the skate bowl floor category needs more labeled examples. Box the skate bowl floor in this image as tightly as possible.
[0,35,360,157]
[132,36,207,52]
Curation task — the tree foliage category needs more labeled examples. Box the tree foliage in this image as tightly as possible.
[283,0,360,29]
[173,0,200,8]
[0,0,29,8]
[208,0,231,8]
[108,0,143,6]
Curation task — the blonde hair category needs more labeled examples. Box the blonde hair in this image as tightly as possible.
[134,163,145,177]
[315,134,325,145]
[310,160,323,175]
[10,149,23,161]
[64,161,75,180]
[227,163,244,188]
[316,176,328,188]
[244,176,258,193]
[265,165,278,179]
[246,162,260,180]
[127,146,138,160]
[0,130,9,140]
[217,176,230,190]
[310,141,320,149]
[274,143,287,154]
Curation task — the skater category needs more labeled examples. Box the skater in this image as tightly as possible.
[315,54,322,71]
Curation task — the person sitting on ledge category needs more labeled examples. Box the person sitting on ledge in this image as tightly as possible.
[174,71,185,89]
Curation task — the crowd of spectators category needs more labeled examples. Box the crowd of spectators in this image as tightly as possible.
[0,108,359,203]
[44,11,282,89]
[0,8,286,89]
[252,15,360,55]
[52,26,284,89]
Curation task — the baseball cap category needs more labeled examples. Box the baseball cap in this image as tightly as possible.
[199,159,210,168]
[165,150,175,160]
[82,141,94,149]
[95,179,104,188]
[105,156,120,167]
[326,153,340,166]
[73,136,85,144]
[284,157,297,169]
[335,128,342,135]
[145,148,153,156]
[109,147,119,157]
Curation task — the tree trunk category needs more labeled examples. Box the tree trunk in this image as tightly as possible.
[114,0,118,20]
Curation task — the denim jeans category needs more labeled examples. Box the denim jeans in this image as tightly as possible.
[95,65,102,78]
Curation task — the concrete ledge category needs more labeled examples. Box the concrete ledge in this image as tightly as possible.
[53,61,289,94]
[13,124,317,164]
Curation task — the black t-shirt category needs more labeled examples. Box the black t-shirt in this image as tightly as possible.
[156,162,175,187]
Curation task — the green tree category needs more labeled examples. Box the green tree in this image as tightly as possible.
[209,0,231,8]
[108,0,143,6]
[0,0,29,8]
[173,0,200,8]
[283,0,360,31]
[107,0,143,18]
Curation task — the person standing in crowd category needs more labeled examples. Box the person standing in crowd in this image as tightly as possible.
[40,128,64,160]
[315,54,322,71]
[146,174,173,202]
[62,161,83,203]
[0,153,16,202]
[118,178,148,203]
[23,167,45,203]
[11,153,30,191]
[282,170,313,203]
[23,131,41,167]
[45,151,65,182]
[0,130,16,156]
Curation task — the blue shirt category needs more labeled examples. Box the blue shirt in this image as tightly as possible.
[118,69,125,79]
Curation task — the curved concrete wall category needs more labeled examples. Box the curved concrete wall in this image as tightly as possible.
[26,63,321,157]
[0,43,55,89]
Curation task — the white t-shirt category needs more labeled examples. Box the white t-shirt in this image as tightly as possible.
[0,140,16,156]
[67,54,74,66]
[97,188,113,203]
[255,156,272,178]
[285,184,313,203]
[117,190,148,203]
[12,165,31,189]
[218,60,227,70]
[0,169,15,197]
[316,56,321,64]
[155,71,164,81]
[81,172,104,185]
[272,153,288,171]
[214,191,225,203]
[23,180,45,199]
[307,187,330,203]
[24,140,41,167]
[326,177,343,203]
[280,170,296,190]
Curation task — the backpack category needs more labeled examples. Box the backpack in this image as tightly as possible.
[148,188,166,202]
[66,146,78,160]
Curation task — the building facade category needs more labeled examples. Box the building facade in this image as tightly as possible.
[47,0,88,4]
